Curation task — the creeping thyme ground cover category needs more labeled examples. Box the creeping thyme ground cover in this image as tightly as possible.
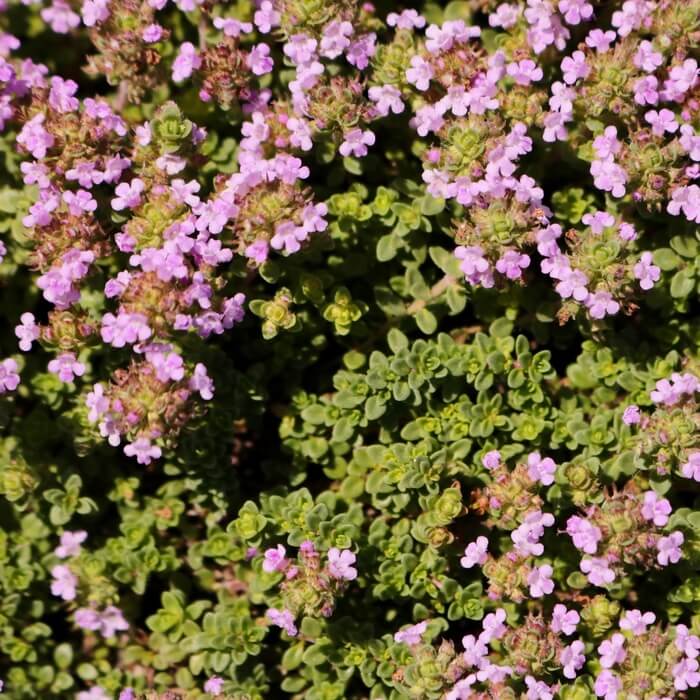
[0,0,700,698]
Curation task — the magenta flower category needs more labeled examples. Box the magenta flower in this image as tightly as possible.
[460,536,489,568]
[327,547,357,581]
[582,210,615,234]
[368,85,404,116]
[673,657,700,691]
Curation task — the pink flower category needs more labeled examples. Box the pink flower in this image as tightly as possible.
[551,604,580,635]
[455,246,494,288]
[506,59,543,85]
[641,491,672,526]
[633,252,660,290]
[319,19,353,59]
[645,109,679,137]
[460,536,489,568]
[204,676,224,694]
[15,312,40,351]
[394,620,428,646]
[368,85,404,116]
[339,128,375,158]
[524,676,556,700]
[0,358,20,393]
[622,405,641,425]
[558,0,593,25]
[560,639,585,678]
[55,530,87,558]
[582,210,615,234]
[123,437,162,465]
[634,75,659,105]
[262,544,288,573]
[657,531,683,566]
[495,250,530,280]
[266,607,297,636]
[50,564,78,600]
[479,609,507,643]
[17,113,54,159]
[593,127,621,160]
[561,51,589,84]
[527,564,554,598]
[567,516,602,554]
[586,291,620,320]
[111,179,144,211]
[189,363,214,400]
[387,9,425,29]
[489,3,522,28]
[620,609,655,636]
[681,453,700,481]
[673,657,700,691]
[594,670,622,699]
[253,0,279,33]
[634,40,663,72]
[527,452,557,485]
[48,352,85,383]
[172,42,200,82]
[585,29,616,52]
[580,556,615,586]
[598,633,626,668]
[591,158,627,198]
[327,547,357,581]
[248,43,273,75]
[481,449,501,469]
[406,55,433,91]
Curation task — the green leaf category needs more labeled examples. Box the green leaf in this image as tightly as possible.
[415,308,438,334]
